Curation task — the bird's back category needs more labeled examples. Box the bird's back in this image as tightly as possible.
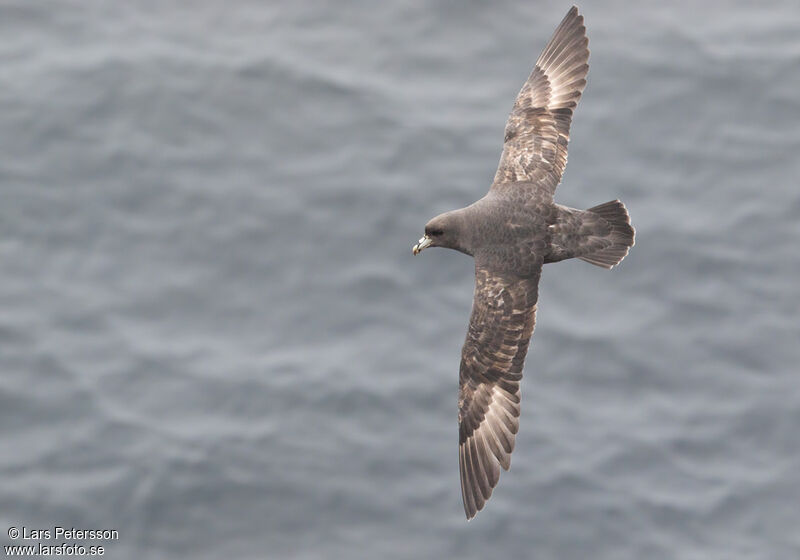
[463,185,558,275]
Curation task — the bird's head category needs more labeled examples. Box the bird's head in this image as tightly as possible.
[412,211,465,255]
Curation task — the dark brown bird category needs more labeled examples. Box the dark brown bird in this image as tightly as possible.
[412,6,635,519]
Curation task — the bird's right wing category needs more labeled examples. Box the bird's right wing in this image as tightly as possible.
[491,6,589,194]
[458,264,541,519]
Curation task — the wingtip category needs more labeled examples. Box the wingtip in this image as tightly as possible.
[462,498,477,520]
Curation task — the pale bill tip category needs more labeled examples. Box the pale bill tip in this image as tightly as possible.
[412,235,431,255]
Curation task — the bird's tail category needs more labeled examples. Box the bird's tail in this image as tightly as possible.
[576,200,635,268]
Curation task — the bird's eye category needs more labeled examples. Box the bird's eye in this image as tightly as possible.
[428,229,444,237]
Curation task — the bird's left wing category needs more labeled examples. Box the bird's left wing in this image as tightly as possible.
[458,264,542,519]
[491,6,589,193]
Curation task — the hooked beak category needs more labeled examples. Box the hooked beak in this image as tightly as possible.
[412,235,432,255]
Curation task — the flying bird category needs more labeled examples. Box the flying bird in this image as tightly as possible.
[412,6,635,519]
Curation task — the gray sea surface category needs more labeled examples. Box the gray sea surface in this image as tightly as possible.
[2,1,800,559]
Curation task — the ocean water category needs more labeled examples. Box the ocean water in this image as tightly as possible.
[2,1,799,558]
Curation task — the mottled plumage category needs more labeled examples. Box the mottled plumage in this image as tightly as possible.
[412,6,635,519]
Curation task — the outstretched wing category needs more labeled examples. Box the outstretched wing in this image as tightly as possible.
[458,265,541,519]
[492,6,589,193]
